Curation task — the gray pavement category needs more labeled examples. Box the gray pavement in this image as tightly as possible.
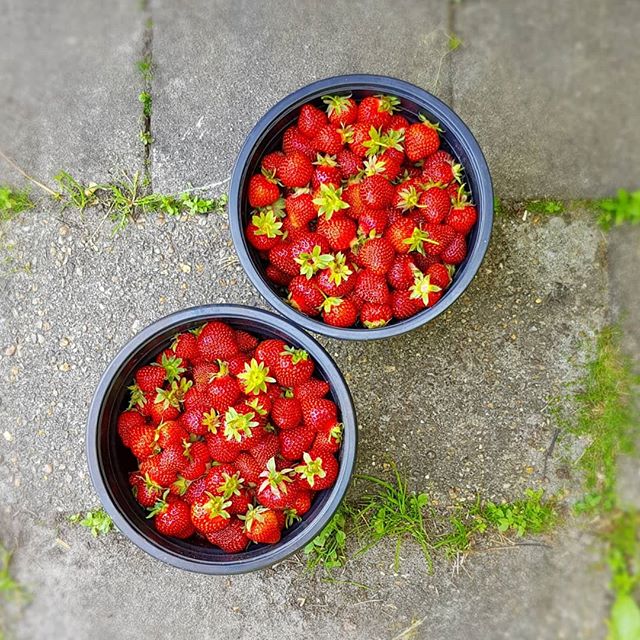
[1,1,639,639]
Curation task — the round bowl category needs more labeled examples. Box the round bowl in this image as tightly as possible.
[86,304,357,574]
[229,74,493,340]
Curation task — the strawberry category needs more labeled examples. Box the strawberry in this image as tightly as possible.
[386,114,409,131]
[254,339,287,368]
[248,173,280,208]
[234,452,263,485]
[385,218,438,255]
[387,254,416,290]
[265,264,293,287]
[411,251,439,273]
[316,254,355,297]
[154,420,188,449]
[422,150,454,169]
[422,223,456,256]
[282,126,315,159]
[301,398,338,430]
[378,150,403,181]
[358,208,389,235]
[342,182,367,218]
[294,451,339,491]
[426,263,451,289]
[192,362,219,386]
[288,275,324,316]
[205,429,242,463]
[348,122,373,157]
[360,302,393,328]
[422,160,456,186]
[446,203,477,235]
[183,476,207,505]
[313,422,343,455]
[269,242,299,277]
[171,332,198,364]
[393,182,421,212]
[190,493,232,534]
[272,396,303,430]
[197,322,239,362]
[417,186,451,225]
[183,384,213,411]
[241,505,282,544]
[139,454,175,487]
[409,267,442,309]
[273,346,315,387]
[279,424,316,460]
[441,232,467,264]
[293,378,330,402]
[129,424,158,460]
[236,357,275,396]
[357,95,400,128]
[359,175,394,209]
[235,330,259,353]
[181,440,211,480]
[290,233,332,272]
[298,103,328,138]
[404,116,441,162]
[246,209,284,251]
[312,125,343,155]
[261,151,285,175]
[391,289,424,319]
[355,269,390,305]
[117,410,147,447]
[278,151,314,188]
[134,364,165,393]
[317,214,357,251]
[312,183,350,220]
[358,237,395,275]
[336,148,363,179]
[222,405,259,449]
[150,495,194,539]
[249,432,280,467]
[287,490,312,518]
[257,457,296,509]
[130,472,163,508]
[322,94,358,126]
[209,366,242,413]
[320,296,358,327]
[311,154,342,189]
[205,517,249,553]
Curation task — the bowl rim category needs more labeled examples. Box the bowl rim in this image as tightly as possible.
[229,73,493,340]
[86,304,357,574]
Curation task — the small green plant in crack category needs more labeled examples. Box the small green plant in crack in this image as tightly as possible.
[598,189,640,231]
[69,508,114,537]
[54,171,99,212]
[138,91,152,118]
[0,542,28,604]
[0,186,33,221]
[139,130,154,146]
[448,33,462,51]
[525,199,564,215]
[136,56,153,82]
[303,507,349,571]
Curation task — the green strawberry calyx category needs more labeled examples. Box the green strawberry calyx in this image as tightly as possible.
[223,407,258,442]
[171,475,190,496]
[363,127,404,157]
[146,489,172,518]
[155,377,192,409]
[284,508,302,528]
[281,345,309,364]
[202,409,221,434]
[259,457,294,497]
[245,396,268,416]
[202,493,232,520]
[313,153,338,167]
[321,93,353,117]
[320,296,343,313]
[327,252,353,285]
[160,353,186,383]
[237,358,275,395]
[417,113,443,132]
[294,452,327,488]
[396,185,420,211]
[295,245,334,279]
[312,183,350,220]
[327,423,343,444]
[409,267,442,305]
[217,472,244,499]
[251,209,283,238]
[337,124,354,145]
[127,383,147,410]
[239,504,268,531]
[375,94,401,114]
[362,155,387,177]
[402,227,439,255]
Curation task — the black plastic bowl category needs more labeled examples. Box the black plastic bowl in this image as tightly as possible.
[229,74,493,340]
[86,305,357,574]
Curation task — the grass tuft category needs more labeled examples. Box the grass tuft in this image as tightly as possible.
[525,199,564,215]
[303,507,348,571]
[0,543,27,604]
[598,189,640,231]
[69,508,114,537]
[0,186,34,221]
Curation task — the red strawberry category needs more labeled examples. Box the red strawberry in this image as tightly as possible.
[322,94,358,126]
[279,424,316,460]
[205,429,242,463]
[361,302,393,328]
[289,232,331,270]
[249,432,280,467]
[386,114,409,131]
[282,126,315,159]
[422,150,454,170]
[269,242,299,277]
[359,175,394,209]
[246,209,284,251]
[422,223,456,256]
[254,339,287,368]
[273,346,315,387]
[336,148,363,179]
[385,218,438,255]
[288,275,324,316]
[391,289,424,319]
[312,125,343,155]
[181,440,211,480]
[197,322,239,361]
[358,208,389,235]
[301,398,338,430]
[317,214,357,251]
[378,150,403,181]
[192,362,219,386]
[358,237,395,275]
[355,269,390,305]
[357,95,399,128]
[209,366,242,413]
[440,232,467,264]
[129,424,158,460]
[190,493,232,534]
[150,496,194,539]
[417,186,451,225]
[404,116,441,162]
[342,182,367,218]
[298,103,328,138]
[316,255,355,297]
[313,422,343,455]
[284,191,317,230]
[293,378,330,402]
[183,384,214,411]
[248,173,280,208]
[446,203,477,235]
[235,329,259,353]
[139,454,175,487]
[265,264,293,287]
[387,254,416,290]
[287,490,312,518]
[320,296,358,327]
[117,410,147,447]
[411,250,439,273]
[348,122,373,157]
[134,365,165,393]
[279,151,313,188]
[205,517,249,552]
[272,396,303,430]
[256,457,297,509]
[426,263,451,289]
[234,452,263,485]
[422,160,456,186]
[171,332,198,363]
[261,151,285,175]
[294,451,339,491]
[130,472,163,508]
[311,154,342,189]
[241,505,282,544]
[183,476,207,505]
[154,420,188,448]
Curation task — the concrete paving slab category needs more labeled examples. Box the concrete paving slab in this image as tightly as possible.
[0,204,612,639]
[0,0,145,185]
[452,0,640,199]
[149,0,453,193]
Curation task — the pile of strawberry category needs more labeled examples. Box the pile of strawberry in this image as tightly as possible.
[245,93,478,328]
[117,321,342,551]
